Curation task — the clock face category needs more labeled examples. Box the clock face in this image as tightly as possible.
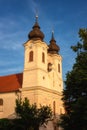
[43,47,45,50]
[29,43,33,48]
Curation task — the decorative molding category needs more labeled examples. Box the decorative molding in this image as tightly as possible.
[21,86,62,96]
[24,67,47,73]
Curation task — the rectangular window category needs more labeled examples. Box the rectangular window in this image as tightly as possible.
[29,51,33,62]
[42,52,45,63]
[58,63,60,73]
[53,101,56,116]
[0,99,3,112]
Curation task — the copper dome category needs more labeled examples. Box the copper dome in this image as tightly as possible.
[48,32,60,54]
[28,16,44,41]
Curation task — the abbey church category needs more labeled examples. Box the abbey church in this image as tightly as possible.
[0,16,64,130]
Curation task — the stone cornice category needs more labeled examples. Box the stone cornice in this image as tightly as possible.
[24,67,47,73]
[21,86,62,96]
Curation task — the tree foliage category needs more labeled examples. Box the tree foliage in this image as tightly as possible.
[0,118,12,130]
[15,98,52,130]
[0,98,52,130]
[59,28,87,130]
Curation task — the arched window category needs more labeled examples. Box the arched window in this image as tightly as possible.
[42,52,45,63]
[48,63,52,72]
[0,99,3,112]
[0,99,3,105]
[58,63,60,73]
[53,101,56,116]
[29,51,33,62]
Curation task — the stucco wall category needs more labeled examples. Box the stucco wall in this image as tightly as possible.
[0,92,18,119]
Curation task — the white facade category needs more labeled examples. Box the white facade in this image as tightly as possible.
[0,18,64,130]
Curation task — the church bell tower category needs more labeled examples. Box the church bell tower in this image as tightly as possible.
[22,16,48,104]
[22,16,64,118]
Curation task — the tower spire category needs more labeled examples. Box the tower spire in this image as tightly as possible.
[52,29,55,40]
[35,8,38,23]
[35,14,38,23]
[28,13,44,41]
[48,30,60,54]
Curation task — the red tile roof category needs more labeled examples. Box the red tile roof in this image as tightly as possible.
[0,73,23,93]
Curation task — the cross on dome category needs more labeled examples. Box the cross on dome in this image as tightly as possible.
[28,15,44,41]
[48,30,60,54]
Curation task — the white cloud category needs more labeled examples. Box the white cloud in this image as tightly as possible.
[1,41,23,50]
[0,66,23,76]
[29,0,39,15]
[0,60,17,66]
[0,24,26,51]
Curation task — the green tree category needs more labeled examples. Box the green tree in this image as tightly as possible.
[0,118,14,130]
[15,98,52,130]
[58,28,87,130]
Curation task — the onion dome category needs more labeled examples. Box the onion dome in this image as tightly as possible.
[48,31,60,54]
[28,15,44,41]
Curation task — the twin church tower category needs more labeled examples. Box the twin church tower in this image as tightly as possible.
[22,15,64,114]
[0,15,64,130]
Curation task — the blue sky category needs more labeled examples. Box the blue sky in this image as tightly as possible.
[0,0,87,80]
